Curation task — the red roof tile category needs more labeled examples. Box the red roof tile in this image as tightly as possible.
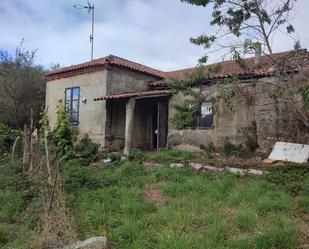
[149,49,308,86]
[94,90,171,101]
[46,55,166,79]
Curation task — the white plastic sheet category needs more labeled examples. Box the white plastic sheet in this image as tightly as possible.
[268,142,309,163]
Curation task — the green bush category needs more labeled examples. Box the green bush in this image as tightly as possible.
[75,134,100,166]
[219,137,252,158]
[0,123,23,155]
[128,148,145,162]
[265,163,309,195]
[52,106,75,162]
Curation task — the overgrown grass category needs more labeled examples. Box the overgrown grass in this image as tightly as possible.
[0,157,43,249]
[145,149,195,164]
[61,159,306,249]
[2,148,308,248]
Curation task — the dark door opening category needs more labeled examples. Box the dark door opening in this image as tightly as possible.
[151,103,158,150]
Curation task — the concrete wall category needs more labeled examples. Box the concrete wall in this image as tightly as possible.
[46,70,108,146]
[106,67,157,95]
[46,67,159,149]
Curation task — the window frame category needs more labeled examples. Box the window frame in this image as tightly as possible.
[198,102,214,130]
[64,86,80,125]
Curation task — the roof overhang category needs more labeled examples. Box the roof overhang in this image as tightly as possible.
[94,90,172,101]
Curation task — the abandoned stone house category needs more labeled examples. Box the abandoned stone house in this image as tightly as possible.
[45,50,309,154]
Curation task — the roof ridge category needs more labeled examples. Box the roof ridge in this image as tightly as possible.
[167,49,308,74]
[107,54,165,73]
[45,54,165,78]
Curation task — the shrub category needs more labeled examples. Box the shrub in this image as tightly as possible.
[52,106,75,162]
[234,210,256,232]
[75,134,100,166]
[0,123,23,155]
[128,148,145,162]
[265,163,309,195]
[219,137,252,158]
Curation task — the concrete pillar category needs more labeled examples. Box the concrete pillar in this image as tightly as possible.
[123,98,136,155]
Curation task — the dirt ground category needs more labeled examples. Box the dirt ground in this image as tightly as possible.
[142,185,166,206]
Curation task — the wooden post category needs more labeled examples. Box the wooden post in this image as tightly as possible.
[11,136,20,163]
[29,129,40,172]
[44,131,59,185]
[22,125,30,171]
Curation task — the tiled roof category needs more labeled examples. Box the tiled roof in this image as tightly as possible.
[149,49,309,86]
[46,55,166,79]
[94,89,171,101]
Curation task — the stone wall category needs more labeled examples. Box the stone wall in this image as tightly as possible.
[254,77,309,153]
[168,77,309,154]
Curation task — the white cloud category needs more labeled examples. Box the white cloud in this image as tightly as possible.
[0,0,308,71]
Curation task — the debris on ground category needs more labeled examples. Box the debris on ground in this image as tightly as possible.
[142,185,166,206]
[262,158,277,164]
[143,162,160,171]
[170,163,184,168]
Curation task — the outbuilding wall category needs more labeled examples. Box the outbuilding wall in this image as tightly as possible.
[168,77,309,154]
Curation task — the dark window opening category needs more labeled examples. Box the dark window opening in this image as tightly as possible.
[65,87,80,125]
[198,102,214,129]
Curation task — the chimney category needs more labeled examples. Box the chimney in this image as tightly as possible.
[255,42,261,68]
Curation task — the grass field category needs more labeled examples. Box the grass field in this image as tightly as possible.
[1,151,308,249]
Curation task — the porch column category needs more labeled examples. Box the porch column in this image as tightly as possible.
[123,98,136,155]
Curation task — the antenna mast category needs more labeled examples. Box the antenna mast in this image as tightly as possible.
[74,2,95,60]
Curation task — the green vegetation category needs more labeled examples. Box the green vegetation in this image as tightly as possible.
[265,163,309,195]
[1,140,308,248]
[146,149,195,163]
[0,157,43,249]
[59,156,306,249]
[0,123,23,155]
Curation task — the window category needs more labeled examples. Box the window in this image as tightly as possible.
[65,87,80,125]
[198,102,214,129]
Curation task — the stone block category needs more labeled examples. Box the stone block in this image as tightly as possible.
[64,237,107,249]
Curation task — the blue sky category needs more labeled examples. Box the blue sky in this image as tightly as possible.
[1,0,308,71]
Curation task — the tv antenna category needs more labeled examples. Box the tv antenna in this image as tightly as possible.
[74,2,95,60]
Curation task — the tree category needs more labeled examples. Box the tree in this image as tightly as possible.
[0,41,45,128]
[181,0,297,63]
[169,0,309,130]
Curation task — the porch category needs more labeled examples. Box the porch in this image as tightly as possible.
[94,90,171,153]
